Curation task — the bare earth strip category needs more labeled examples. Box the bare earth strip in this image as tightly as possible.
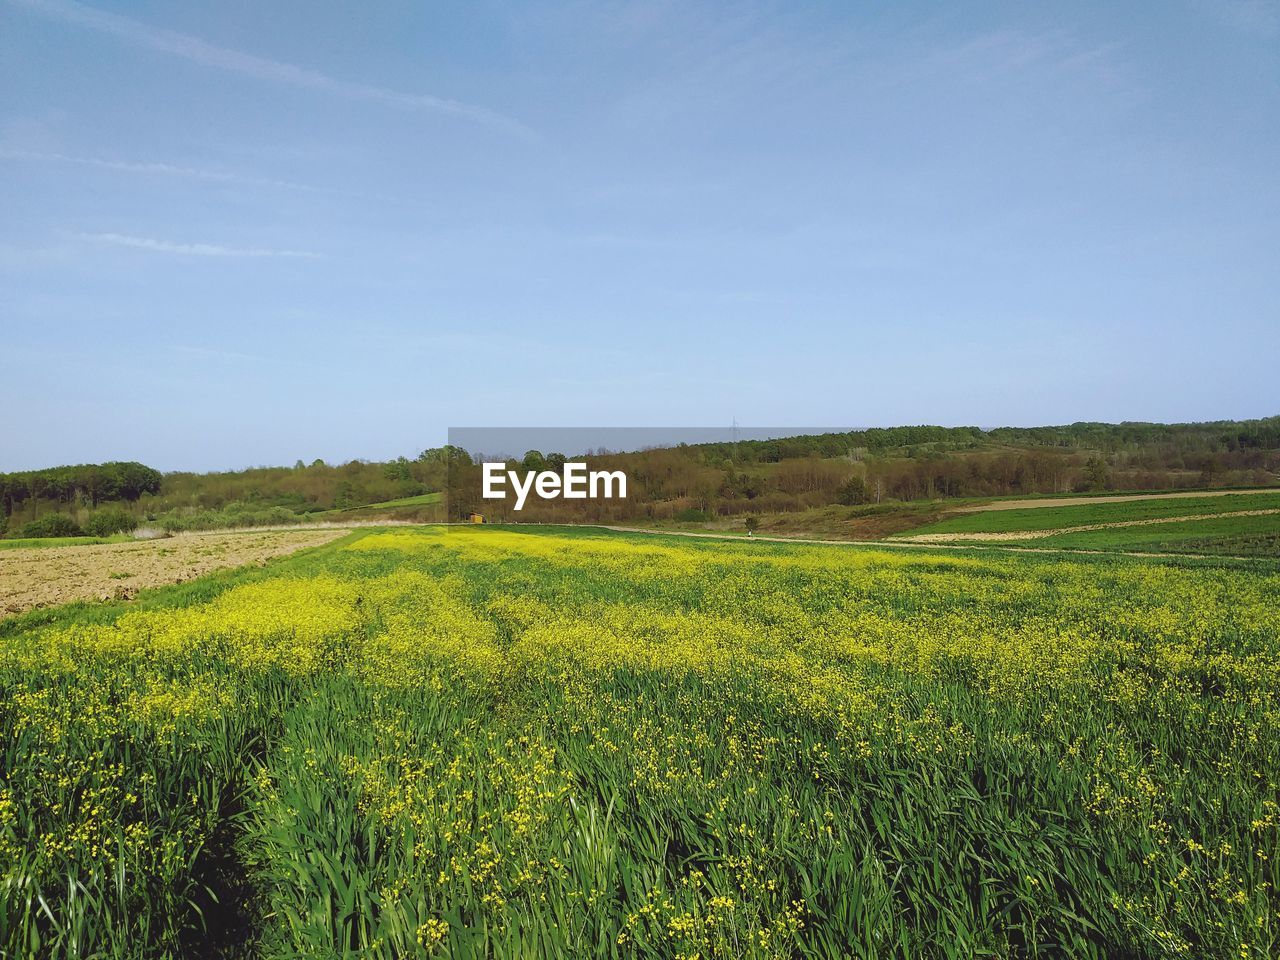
[0,529,348,617]
[955,489,1277,513]
[896,509,1280,543]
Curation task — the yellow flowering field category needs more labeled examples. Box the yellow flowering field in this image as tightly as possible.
[2,526,1279,958]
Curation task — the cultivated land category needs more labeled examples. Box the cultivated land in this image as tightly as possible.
[2,526,1278,958]
[951,488,1280,513]
[892,490,1280,556]
[0,528,347,616]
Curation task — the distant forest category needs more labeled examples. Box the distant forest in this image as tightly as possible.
[449,417,1280,523]
[3,416,1278,536]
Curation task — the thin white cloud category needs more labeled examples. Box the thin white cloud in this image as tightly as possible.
[82,232,323,259]
[0,147,328,194]
[9,0,526,134]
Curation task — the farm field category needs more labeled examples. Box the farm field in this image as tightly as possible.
[362,491,443,509]
[901,491,1280,537]
[321,492,444,516]
[950,489,1280,513]
[0,529,348,617]
[895,491,1280,557]
[2,526,1279,958]
[1028,513,1280,554]
[0,534,132,551]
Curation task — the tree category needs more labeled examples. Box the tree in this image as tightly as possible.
[837,475,868,506]
[333,481,357,510]
[417,445,472,467]
[744,516,759,536]
[384,457,413,481]
[521,450,546,473]
[1083,455,1110,491]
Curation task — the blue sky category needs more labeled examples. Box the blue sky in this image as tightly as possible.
[1,0,1277,471]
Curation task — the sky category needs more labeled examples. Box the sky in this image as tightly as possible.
[1,0,1277,471]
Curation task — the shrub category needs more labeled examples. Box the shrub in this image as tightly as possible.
[84,508,138,537]
[675,508,708,523]
[156,504,305,533]
[20,513,84,538]
[837,476,869,506]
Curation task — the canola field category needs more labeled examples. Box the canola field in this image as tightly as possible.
[2,527,1279,958]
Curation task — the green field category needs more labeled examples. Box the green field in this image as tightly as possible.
[902,491,1280,537]
[3,527,1279,958]
[358,491,442,509]
[0,534,132,550]
[1029,512,1280,554]
[319,491,444,516]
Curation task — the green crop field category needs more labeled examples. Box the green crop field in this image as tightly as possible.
[3,526,1279,958]
[1030,512,1280,555]
[902,491,1280,537]
[0,534,131,551]
[357,491,443,510]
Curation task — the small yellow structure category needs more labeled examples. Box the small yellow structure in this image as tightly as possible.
[468,512,486,524]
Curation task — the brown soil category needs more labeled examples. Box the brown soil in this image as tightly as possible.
[0,529,348,618]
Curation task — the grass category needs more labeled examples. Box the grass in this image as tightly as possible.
[359,491,442,509]
[0,534,133,550]
[642,502,951,541]
[2,527,1279,957]
[1031,512,1280,555]
[326,491,442,513]
[904,491,1280,537]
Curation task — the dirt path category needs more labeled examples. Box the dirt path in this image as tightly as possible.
[955,489,1277,513]
[0,528,349,617]
[592,525,1260,562]
[896,508,1280,543]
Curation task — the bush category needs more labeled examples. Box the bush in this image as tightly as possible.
[84,508,138,537]
[20,514,84,538]
[156,504,306,533]
[837,476,869,506]
[675,508,708,523]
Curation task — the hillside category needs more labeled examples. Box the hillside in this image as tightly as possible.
[3,416,1278,539]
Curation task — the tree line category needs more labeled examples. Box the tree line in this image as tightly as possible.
[5,416,1278,535]
[1,462,162,516]
[445,417,1280,522]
